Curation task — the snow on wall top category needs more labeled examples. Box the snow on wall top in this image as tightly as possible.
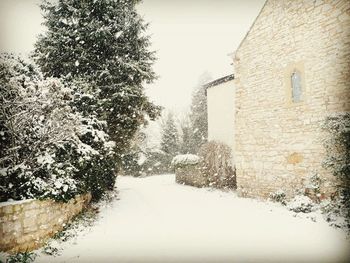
[0,198,35,207]
[203,74,234,90]
[171,154,201,167]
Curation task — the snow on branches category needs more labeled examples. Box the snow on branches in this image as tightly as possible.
[0,54,116,202]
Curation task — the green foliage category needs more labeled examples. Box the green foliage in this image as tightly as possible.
[5,251,36,263]
[160,113,179,172]
[9,0,162,201]
[0,54,116,202]
[33,0,161,157]
[269,190,287,205]
[160,113,179,156]
[121,151,141,177]
[0,54,81,202]
[287,195,314,213]
[43,244,59,256]
[188,72,212,153]
[320,198,348,229]
[140,150,169,175]
[304,172,322,202]
[323,112,350,228]
[323,113,350,179]
[0,54,41,167]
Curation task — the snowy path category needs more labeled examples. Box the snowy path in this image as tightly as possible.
[37,174,349,263]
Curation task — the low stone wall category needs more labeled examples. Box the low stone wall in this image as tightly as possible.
[0,193,91,253]
[175,165,207,187]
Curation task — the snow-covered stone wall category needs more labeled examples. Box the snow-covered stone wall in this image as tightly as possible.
[175,165,207,188]
[0,193,91,253]
[172,154,201,167]
[233,0,349,199]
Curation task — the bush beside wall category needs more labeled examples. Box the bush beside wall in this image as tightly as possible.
[173,142,236,190]
[198,141,236,189]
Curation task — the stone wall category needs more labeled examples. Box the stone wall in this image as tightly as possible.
[0,193,91,253]
[175,165,207,188]
[233,0,350,199]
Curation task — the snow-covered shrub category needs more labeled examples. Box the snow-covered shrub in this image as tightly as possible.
[304,172,323,202]
[269,190,287,205]
[171,154,201,167]
[0,54,116,202]
[65,79,118,199]
[73,115,116,200]
[320,198,348,229]
[198,141,236,189]
[0,54,82,201]
[121,151,141,176]
[322,113,350,229]
[5,251,36,263]
[287,195,315,213]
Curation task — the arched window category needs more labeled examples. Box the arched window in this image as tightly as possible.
[291,70,302,102]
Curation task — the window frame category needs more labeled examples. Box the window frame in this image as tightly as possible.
[291,69,302,103]
[284,62,306,106]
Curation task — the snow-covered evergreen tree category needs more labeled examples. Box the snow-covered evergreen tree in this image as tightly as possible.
[180,118,192,154]
[135,118,167,175]
[161,113,179,156]
[160,112,179,171]
[33,0,161,159]
[188,72,212,153]
[0,54,116,202]
[120,130,145,176]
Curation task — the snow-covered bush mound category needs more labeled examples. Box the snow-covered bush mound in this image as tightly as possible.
[287,195,315,213]
[269,190,287,205]
[320,199,348,229]
[171,154,201,167]
[0,54,116,202]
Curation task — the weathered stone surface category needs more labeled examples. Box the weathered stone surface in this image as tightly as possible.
[0,193,91,253]
[3,220,22,235]
[2,205,13,215]
[233,0,349,199]
[175,165,207,187]
[286,152,304,165]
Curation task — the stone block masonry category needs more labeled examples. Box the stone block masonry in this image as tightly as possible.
[233,0,350,199]
[0,193,91,253]
[175,165,207,188]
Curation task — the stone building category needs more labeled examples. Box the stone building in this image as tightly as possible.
[205,74,235,156]
[232,0,350,199]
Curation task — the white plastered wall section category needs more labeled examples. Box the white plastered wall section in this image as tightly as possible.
[207,79,235,161]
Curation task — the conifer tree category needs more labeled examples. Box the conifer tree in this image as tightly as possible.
[33,0,160,158]
[160,112,179,170]
[180,119,192,154]
[160,113,179,156]
[188,72,212,153]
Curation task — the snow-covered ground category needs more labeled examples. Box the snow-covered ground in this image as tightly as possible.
[32,174,349,263]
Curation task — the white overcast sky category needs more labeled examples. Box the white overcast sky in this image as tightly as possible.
[0,0,265,112]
